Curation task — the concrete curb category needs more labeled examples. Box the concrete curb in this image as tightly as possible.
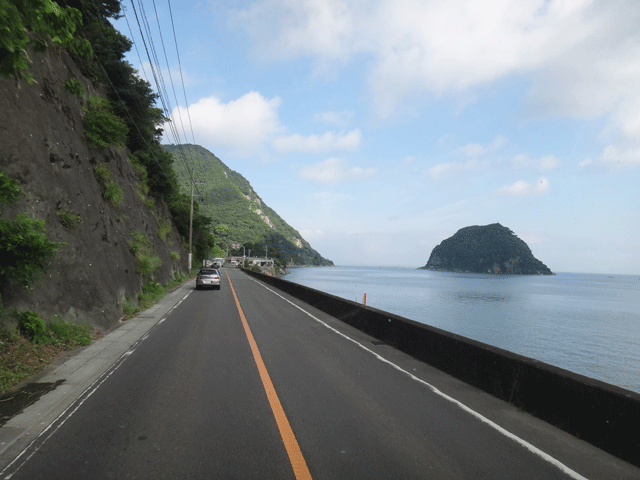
[0,280,194,471]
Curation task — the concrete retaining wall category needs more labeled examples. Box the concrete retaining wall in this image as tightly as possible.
[243,268,640,467]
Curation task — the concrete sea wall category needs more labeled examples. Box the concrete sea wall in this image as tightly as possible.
[242,268,640,467]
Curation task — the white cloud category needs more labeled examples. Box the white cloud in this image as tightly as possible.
[427,135,506,180]
[513,154,561,171]
[272,129,362,154]
[579,145,640,169]
[427,161,461,180]
[496,177,550,196]
[453,134,508,158]
[426,159,487,181]
[299,157,377,183]
[314,110,355,127]
[233,1,640,156]
[169,92,283,156]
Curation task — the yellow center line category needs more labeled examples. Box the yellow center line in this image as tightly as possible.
[226,272,313,480]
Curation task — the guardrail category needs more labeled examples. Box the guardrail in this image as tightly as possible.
[242,268,640,467]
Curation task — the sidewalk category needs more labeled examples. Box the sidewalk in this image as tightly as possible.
[0,279,194,471]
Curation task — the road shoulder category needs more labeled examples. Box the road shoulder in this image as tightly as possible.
[0,280,194,471]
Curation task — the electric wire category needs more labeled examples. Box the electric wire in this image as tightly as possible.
[147,0,205,178]
[167,0,198,148]
[133,0,202,188]
[128,0,202,196]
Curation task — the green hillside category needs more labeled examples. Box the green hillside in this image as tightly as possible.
[422,223,552,275]
[163,144,333,268]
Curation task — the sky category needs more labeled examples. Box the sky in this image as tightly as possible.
[114,0,640,274]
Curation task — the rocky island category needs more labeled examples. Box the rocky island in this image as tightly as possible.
[421,223,553,275]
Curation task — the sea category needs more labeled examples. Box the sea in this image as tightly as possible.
[284,266,640,394]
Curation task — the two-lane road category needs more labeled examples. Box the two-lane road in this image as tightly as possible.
[2,269,637,479]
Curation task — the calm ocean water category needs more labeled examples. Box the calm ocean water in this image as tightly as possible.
[284,266,640,394]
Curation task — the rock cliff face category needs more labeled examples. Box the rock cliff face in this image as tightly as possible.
[422,223,553,275]
[0,45,187,330]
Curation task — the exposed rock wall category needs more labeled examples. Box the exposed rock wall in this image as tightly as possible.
[0,44,187,330]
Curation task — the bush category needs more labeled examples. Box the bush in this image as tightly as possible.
[63,78,84,96]
[0,213,64,284]
[170,251,180,261]
[15,310,47,343]
[0,171,23,204]
[0,169,63,287]
[83,96,128,149]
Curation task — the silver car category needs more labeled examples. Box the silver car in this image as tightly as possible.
[195,268,221,290]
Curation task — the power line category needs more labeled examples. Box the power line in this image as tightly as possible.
[128,0,201,196]
[167,0,198,147]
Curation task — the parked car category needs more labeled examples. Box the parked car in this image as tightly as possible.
[195,268,221,290]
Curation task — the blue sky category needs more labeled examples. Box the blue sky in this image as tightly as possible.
[114,0,640,274]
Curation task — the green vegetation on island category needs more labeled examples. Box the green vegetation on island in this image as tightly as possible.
[422,223,553,275]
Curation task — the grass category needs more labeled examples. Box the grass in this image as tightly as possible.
[94,164,111,183]
[56,210,83,229]
[158,220,171,241]
[136,182,147,201]
[103,181,124,207]
[94,164,124,207]
[121,273,191,320]
[129,231,161,276]
[0,315,93,393]
[136,253,162,276]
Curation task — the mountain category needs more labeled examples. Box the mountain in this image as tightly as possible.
[162,144,333,268]
[421,223,553,275]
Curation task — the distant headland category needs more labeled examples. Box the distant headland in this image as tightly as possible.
[421,223,553,275]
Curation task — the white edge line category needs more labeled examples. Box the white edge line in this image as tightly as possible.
[249,277,589,480]
[0,289,192,479]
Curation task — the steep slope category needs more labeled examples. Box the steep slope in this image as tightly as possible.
[0,43,187,329]
[163,144,333,267]
[422,223,553,275]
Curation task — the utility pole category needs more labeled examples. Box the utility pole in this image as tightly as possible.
[188,179,205,271]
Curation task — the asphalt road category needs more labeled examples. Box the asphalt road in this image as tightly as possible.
[1,269,638,479]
